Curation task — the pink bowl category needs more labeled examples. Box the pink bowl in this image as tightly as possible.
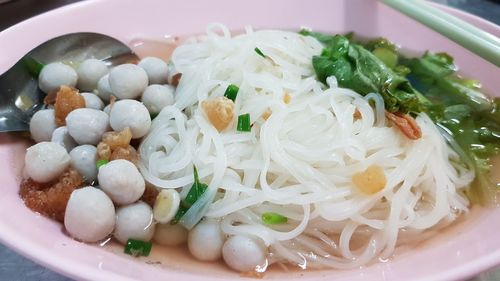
[0,1,499,280]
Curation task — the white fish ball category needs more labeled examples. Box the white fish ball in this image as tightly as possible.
[154,223,188,246]
[138,57,168,84]
[222,235,267,272]
[69,145,98,183]
[51,126,77,152]
[108,64,148,99]
[30,109,57,142]
[66,108,109,145]
[103,104,111,115]
[141,84,174,114]
[188,219,224,261]
[109,99,151,138]
[114,202,155,244]
[64,186,115,242]
[76,59,108,91]
[24,142,70,183]
[97,74,113,101]
[81,92,105,110]
[97,159,145,205]
[38,62,78,93]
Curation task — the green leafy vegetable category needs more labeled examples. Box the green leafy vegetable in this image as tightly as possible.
[262,212,288,225]
[22,57,44,78]
[171,166,208,224]
[372,48,398,69]
[402,53,500,204]
[363,37,398,54]
[224,84,239,102]
[364,38,399,69]
[300,29,348,46]
[301,31,429,113]
[254,47,266,58]
[96,159,108,169]
[302,30,499,204]
[404,52,494,113]
[124,239,152,257]
[237,113,251,132]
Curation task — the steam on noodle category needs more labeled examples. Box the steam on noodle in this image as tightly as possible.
[138,24,473,269]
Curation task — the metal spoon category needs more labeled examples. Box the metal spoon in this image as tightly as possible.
[0,32,139,132]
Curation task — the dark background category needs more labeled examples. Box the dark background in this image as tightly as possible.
[0,0,498,280]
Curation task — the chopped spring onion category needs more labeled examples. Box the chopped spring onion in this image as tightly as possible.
[96,159,108,169]
[254,47,266,58]
[22,57,45,78]
[237,113,251,132]
[171,206,187,225]
[124,238,152,257]
[171,165,208,224]
[183,166,208,207]
[262,212,288,225]
[224,84,239,102]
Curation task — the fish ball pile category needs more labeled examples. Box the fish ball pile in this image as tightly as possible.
[22,57,179,246]
[22,52,270,273]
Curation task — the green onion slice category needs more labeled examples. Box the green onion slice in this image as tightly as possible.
[237,113,251,132]
[124,238,152,257]
[224,84,239,102]
[22,57,45,78]
[262,212,288,225]
[254,47,266,58]
[183,166,208,208]
[96,159,109,169]
[171,205,187,225]
[171,165,208,224]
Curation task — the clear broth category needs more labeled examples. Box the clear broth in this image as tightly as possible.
[99,206,489,277]
[89,35,499,276]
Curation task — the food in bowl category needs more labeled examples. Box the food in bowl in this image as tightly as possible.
[18,24,499,275]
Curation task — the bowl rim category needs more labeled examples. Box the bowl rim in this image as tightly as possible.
[0,1,499,281]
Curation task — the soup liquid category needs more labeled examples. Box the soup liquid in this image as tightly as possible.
[130,36,180,62]
[97,34,499,276]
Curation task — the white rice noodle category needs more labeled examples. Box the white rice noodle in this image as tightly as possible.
[139,25,473,269]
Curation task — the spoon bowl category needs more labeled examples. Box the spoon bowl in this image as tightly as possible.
[0,32,138,132]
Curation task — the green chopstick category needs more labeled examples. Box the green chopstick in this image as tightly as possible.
[381,0,500,67]
[409,0,500,46]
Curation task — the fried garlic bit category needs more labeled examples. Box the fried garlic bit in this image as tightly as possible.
[53,85,86,126]
[141,184,160,208]
[96,127,139,164]
[102,126,133,147]
[283,92,291,104]
[20,168,84,222]
[171,73,182,87]
[96,142,111,160]
[352,165,386,195]
[110,146,139,163]
[353,108,362,120]
[261,108,272,121]
[385,111,422,140]
[202,96,234,132]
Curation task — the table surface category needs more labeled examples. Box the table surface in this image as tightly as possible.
[0,0,499,280]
